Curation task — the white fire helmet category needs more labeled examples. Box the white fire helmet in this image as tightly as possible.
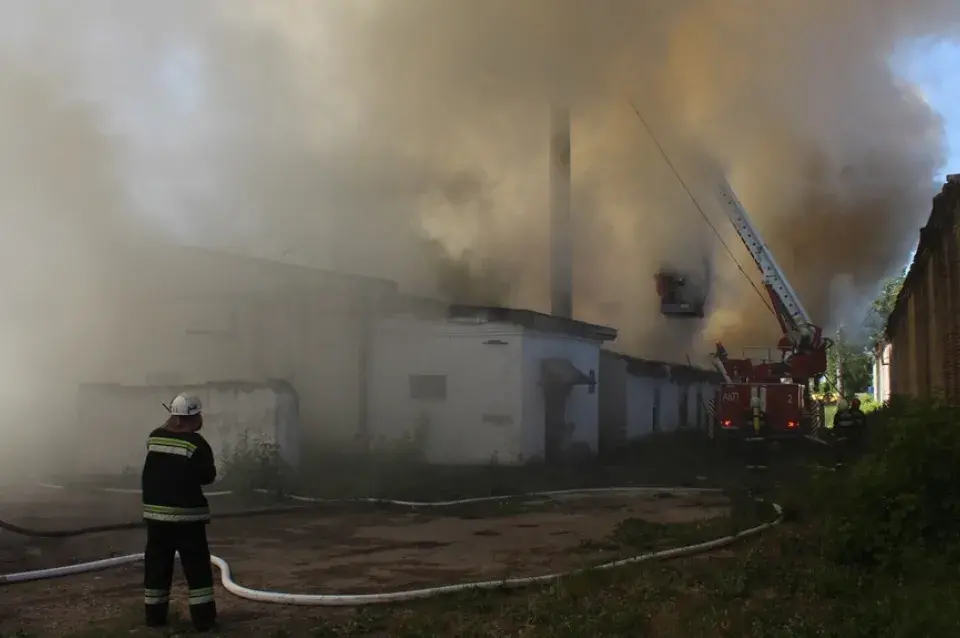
[836,399,849,411]
[168,394,202,417]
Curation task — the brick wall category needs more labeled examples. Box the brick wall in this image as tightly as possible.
[886,175,960,403]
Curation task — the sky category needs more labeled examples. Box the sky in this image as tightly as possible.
[892,38,960,180]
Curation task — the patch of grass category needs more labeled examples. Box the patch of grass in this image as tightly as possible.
[271,401,960,635]
[373,514,960,638]
[824,402,837,427]
[45,535,960,638]
[857,393,880,413]
[605,493,772,555]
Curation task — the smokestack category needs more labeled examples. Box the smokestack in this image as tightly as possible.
[550,105,573,319]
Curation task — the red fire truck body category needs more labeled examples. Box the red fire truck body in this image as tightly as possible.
[714,382,805,440]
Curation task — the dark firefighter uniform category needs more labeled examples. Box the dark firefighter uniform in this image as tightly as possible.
[830,400,861,467]
[742,403,768,471]
[849,398,868,435]
[141,394,218,632]
[832,407,855,431]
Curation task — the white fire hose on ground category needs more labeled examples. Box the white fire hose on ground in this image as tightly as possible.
[1,486,783,606]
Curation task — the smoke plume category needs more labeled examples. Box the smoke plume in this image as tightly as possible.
[0,0,956,472]
[329,0,955,356]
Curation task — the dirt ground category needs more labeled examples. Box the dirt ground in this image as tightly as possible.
[0,487,731,636]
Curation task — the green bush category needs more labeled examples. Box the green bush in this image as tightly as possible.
[858,393,880,413]
[818,397,960,574]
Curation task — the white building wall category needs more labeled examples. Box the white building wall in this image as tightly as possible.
[605,355,720,444]
[872,356,882,403]
[6,249,394,477]
[882,342,893,402]
[874,342,893,404]
[368,317,525,464]
[520,331,602,457]
[89,293,366,444]
[71,381,299,476]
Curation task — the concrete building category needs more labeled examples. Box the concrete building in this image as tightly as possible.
[883,174,960,403]
[51,243,397,475]
[367,301,616,464]
[75,380,300,476]
[872,342,893,404]
[50,242,730,476]
[599,351,722,453]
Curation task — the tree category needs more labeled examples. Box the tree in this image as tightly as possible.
[864,272,906,350]
[826,327,872,395]
[824,272,905,397]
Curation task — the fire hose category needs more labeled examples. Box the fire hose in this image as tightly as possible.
[0,486,783,606]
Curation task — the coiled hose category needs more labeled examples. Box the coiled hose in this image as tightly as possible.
[0,486,783,606]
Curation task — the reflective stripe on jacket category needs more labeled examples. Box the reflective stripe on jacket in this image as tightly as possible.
[142,504,210,523]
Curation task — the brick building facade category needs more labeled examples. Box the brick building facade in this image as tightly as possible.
[884,174,960,403]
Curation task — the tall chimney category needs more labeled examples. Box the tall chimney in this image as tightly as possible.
[550,105,573,319]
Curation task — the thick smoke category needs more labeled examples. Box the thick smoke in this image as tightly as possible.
[2,2,952,349]
[332,0,955,355]
[0,0,956,476]
[0,63,144,478]
[121,3,958,350]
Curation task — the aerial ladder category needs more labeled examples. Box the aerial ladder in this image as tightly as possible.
[712,181,833,386]
[656,179,833,439]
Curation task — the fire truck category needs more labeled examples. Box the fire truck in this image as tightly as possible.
[655,181,832,442]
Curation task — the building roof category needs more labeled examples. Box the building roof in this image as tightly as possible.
[447,305,619,342]
[607,351,722,383]
[385,295,618,342]
[885,175,960,340]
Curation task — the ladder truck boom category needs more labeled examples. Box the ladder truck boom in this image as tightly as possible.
[715,181,815,343]
[712,180,832,376]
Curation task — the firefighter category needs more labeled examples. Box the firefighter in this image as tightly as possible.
[849,397,867,430]
[743,396,767,472]
[832,398,854,431]
[847,396,868,451]
[142,393,218,632]
[830,398,856,468]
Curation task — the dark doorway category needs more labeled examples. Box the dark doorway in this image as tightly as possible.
[544,385,571,463]
[652,386,661,434]
[540,358,595,463]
